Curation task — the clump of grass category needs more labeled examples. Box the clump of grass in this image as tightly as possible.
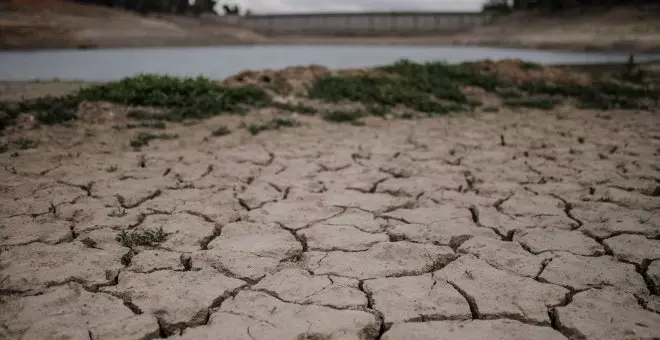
[323,109,364,123]
[12,138,39,150]
[519,61,543,70]
[482,106,500,112]
[116,227,170,249]
[211,126,232,137]
[0,143,8,154]
[129,132,178,148]
[241,117,300,135]
[271,102,318,115]
[119,121,167,130]
[106,164,118,172]
[503,98,557,110]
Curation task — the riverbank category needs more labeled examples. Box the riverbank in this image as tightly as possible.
[2,3,660,53]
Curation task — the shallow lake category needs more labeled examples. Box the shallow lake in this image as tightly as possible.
[0,45,657,81]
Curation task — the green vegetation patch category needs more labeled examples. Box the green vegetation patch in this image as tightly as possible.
[308,59,659,113]
[116,227,170,249]
[323,109,365,124]
[12,138,39,150]
[129,132,178,148]
[2,74,272,131]
[503,98,557,110]
[241,117,300,135]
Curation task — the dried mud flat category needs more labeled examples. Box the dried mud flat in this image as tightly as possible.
[1,102,660,340]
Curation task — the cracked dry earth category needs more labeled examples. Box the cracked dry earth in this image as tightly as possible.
[1,108,660,340]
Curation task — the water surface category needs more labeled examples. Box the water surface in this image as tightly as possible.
[0,45,656,81]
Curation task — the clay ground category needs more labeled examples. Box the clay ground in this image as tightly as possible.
[1,98,660,339]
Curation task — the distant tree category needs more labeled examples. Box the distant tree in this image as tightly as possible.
[222,3,240,15]
[482,0,512,12]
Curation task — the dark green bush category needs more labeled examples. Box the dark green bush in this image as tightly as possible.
[504,98,557,110]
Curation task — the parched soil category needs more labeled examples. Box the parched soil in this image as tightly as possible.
[1,78,660,339]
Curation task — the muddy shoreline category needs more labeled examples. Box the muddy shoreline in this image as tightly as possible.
[2,37,660,55]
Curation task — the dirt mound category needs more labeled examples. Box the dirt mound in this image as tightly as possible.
[472,59,592,86]
[223,65,332,96]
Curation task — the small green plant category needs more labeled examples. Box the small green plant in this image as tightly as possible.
[211,126,232,137]
[503,98,557,110]
[86,131,96,137]
[323,109,364,123]
[116,227,170,249]
[241,117,300,135]
[129,132,178,148]
[519,61,543,70]
[106,164,119,173]
[0,143,8,154]
[12,138,39,150]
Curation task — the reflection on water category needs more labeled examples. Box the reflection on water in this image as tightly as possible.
[0,45,657,81]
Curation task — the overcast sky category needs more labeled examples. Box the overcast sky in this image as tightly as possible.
[220,0,486,14]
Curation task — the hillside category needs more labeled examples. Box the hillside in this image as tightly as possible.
[453,7,660,52]
[0,0,266,49]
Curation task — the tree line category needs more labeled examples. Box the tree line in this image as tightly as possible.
[484,0,659,12]
[71,0,244,16]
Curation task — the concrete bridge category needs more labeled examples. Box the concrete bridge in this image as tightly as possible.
[217,11,495,36]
